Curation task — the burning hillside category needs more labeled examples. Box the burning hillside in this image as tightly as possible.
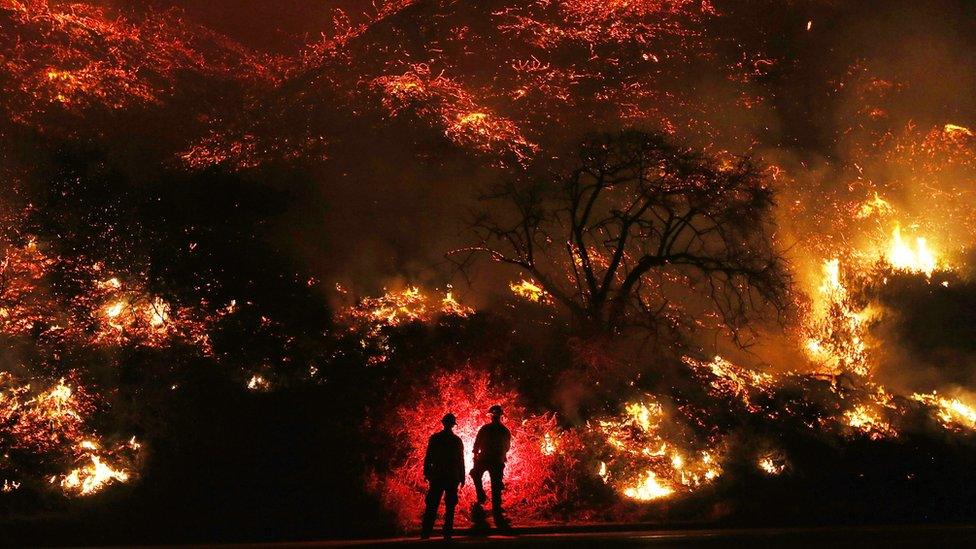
[0,0,277,117]
[2,0,976,545]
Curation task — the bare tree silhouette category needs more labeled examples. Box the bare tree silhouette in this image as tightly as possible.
[455,130,790,345]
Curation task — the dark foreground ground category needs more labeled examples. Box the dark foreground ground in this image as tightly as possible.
[156,524,976,548]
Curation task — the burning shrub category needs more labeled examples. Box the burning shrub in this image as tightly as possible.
[0,229,230,500]
[594,396,722,502]
[371,366,564,529]
[0,371,141,496]
[371,64,537,164]
[336,286,473,365]
[0,0,277,123]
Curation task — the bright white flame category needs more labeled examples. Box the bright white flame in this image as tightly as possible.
[913,392,976,430]
[887,224,937,276]
[622,470,674,501]
[61,455,129,495]
[541,432,557,456]
[758,456,786,475]
[247,374,270,391]
[104,301,125,318]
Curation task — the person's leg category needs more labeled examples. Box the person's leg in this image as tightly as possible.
[489,466,507,525]
[443,484,459,539]
[421,483,443,538]
[470,461,487,504]
[469,498,490,531]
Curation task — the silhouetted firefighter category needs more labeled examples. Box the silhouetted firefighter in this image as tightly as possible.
[421,413,465,540]
[471,404,512,529]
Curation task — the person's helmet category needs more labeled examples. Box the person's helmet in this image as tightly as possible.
[488,405,503,417]
[441,413,457,427]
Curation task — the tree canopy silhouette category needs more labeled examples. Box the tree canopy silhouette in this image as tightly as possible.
[461,130,790,345]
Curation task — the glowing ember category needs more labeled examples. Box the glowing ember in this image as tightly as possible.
[95,291,177,344]
[1,370,141,497]
[371,65,537,164]
[147,298,170,327]
[0,230,220,497]
[440,290,471,317]
[943,123,974,138]
[6,378,90,453]
[684,356,774,413]
[104,301,125,319]
[856,193,893,219]
[344,286,472,329]
[3,0,278,124]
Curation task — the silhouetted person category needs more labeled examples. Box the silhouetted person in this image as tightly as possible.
[421,413,465,540]
[470,404,511,528]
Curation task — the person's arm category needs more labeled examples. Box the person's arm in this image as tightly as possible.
[473,427,485,459]
[456,439,465,485]
[423,436,433,480]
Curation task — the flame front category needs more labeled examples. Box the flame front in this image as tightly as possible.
[912,393,976,431]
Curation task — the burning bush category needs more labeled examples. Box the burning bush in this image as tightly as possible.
[371,64,537,164]
[371,366,564,528]
[594,396,722,502]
